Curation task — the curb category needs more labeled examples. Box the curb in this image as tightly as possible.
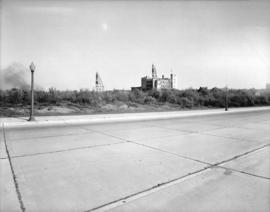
[2,107,270,129]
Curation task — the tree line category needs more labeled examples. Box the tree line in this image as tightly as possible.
[1,87,269,108]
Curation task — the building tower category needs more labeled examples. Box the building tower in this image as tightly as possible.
[152,64,157,89]
[170,69,177,89]
[95,72,104,92]
[152,64,157,79]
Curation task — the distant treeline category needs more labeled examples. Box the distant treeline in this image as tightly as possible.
[1,87,270,108]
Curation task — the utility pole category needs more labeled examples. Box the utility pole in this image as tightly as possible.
[28,62,36,121]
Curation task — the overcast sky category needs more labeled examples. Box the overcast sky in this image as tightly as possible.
[1,0,270,90]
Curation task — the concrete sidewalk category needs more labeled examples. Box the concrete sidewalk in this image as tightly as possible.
[1,106,270,128]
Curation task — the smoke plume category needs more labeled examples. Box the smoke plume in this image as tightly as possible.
[1,63,30,90]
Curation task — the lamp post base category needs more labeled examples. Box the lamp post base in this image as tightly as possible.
[28,116,36,121]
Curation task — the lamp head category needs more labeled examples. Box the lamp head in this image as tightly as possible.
[30,62,35,72]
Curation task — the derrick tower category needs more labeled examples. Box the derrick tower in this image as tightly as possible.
[95,72,104,92]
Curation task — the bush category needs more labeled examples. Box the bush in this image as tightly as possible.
[113,90,129,102]
[178,97,193,108]
[144,96,156,104]
[130,89,146,104]
[159,90,177,103]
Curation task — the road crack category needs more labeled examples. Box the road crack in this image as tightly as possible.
[2,123,26,212]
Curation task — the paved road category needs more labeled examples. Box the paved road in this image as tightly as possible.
[1,110,270,212]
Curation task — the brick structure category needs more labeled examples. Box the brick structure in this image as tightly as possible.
[132,64,177,91]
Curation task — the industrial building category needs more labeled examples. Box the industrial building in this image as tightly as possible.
[132,64,177,91]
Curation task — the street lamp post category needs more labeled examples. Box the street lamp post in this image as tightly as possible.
[225,86,228,111]
[28,62,36,121]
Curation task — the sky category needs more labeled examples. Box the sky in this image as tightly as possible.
[1,0,270,90]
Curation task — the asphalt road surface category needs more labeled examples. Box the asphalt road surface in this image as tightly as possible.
[1,109,270,212]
